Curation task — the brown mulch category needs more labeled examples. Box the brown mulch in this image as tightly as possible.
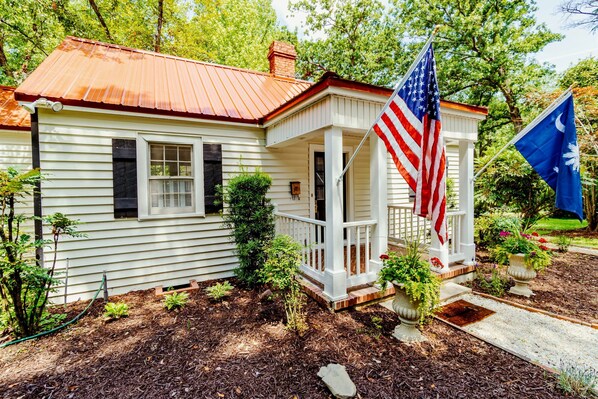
[474,250,598,324]
[437,300,496,327]
[0,282,572,399]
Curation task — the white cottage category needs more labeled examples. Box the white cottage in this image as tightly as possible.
[10,37,486,307]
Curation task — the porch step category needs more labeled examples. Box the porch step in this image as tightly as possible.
[440,282,471,305]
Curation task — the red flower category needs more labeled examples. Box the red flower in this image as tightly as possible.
[532,232,539,237]
[539,245,549,251]
[539,238,547,243]
[380,254,389,260]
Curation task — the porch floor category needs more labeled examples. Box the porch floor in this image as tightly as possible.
[300,263,476,311]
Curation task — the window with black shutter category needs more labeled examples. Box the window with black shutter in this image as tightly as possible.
[112,139,138,218]
[203,144,222,214]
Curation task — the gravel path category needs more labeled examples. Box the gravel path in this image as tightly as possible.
[459,293,598,372]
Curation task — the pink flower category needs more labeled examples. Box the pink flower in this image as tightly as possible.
[499,231,511,237]
[380,254,389,260]
[539,238,547,244]
[522,234,532,239]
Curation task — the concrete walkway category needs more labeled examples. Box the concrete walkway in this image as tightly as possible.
[450,294,598,372]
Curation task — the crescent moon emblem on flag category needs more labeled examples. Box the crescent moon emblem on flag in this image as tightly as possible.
[555,113,566,133]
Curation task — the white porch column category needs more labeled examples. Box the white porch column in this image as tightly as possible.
[459,140,476,265]
[323,126,348,301]
[369,133,387,275]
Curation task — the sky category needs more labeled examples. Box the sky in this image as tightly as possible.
[272,0,597,72]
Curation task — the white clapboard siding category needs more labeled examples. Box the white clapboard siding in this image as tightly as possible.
[0,129,33,222]
[37,109,322,301]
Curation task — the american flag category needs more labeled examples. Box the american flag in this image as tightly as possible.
[373,44,447,244]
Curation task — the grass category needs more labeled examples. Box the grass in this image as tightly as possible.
[532,218,598,249]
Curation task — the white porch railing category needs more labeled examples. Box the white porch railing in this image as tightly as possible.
[275,212,378,288]
[275,212,326,283]
[343,220,377,288]
[387,205,466,263]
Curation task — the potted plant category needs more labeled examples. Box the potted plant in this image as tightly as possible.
[378,241,441,342]
[492,230,551,297]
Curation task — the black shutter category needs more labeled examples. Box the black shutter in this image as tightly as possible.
[203,144,222,214]
[112,139,138,218]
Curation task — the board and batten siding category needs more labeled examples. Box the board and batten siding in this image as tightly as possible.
[37,109,313,301]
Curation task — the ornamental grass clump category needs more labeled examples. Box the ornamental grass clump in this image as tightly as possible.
[492,230,552,272]
[378,241,441,323]
[260,235,307,334]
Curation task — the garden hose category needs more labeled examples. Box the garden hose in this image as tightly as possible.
[0,275,106,348]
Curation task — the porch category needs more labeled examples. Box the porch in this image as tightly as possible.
[265,78,483,304]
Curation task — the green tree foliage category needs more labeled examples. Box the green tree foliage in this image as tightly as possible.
[218,169,275,286]
[0,0,292,86]
[394,0,561,148]
[475,147,554,227]
[559,57,598,88]
[290,0,407,85]
[0,168,82,337]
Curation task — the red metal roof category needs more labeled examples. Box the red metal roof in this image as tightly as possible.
[0,86,30,131]
[15,37,312,124]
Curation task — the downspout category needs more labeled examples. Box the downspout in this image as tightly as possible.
[30,110,44,266]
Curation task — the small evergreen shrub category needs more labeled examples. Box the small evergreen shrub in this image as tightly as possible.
[205,281,234,301]
[260,235,308,334]
[103,302,129,320]
[163,292,190,311]
[556,235,572,253]
[218,169,275,286]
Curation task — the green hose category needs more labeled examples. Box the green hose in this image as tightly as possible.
[0,276,106,348]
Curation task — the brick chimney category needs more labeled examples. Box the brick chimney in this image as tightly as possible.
[268,41,297,79]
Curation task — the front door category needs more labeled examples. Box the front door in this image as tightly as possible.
[313,151,347,223]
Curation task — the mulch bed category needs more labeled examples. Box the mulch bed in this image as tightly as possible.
[0,281,572,399]
[473,250,598,325]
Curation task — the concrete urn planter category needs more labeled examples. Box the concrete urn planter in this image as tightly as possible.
[391,283,425,343]
[507,253,537,297]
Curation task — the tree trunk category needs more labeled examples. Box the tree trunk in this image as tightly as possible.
[88,0,113,41]
[155,0,164,53]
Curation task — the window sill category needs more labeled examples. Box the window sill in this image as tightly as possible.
[137,212,206,221]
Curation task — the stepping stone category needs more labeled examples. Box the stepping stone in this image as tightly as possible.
[440,282,472,305]
[318,363,357,398]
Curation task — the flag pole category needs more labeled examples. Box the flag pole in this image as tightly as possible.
[473,87,573,181]
[336,26,441,185]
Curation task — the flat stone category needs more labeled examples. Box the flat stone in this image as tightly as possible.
[317,363,357,398]
[440,282,471,305]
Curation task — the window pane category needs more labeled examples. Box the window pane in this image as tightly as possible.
[179,147,191,162]
[179,162,192,176]
[150,162,164,176]
[164,161,178,176]
[150,145,163,161]
[165,146,178,161]
[149,179,193,209]
[184,194,192,207]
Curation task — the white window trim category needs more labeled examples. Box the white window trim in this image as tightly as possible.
[137,132,205,220]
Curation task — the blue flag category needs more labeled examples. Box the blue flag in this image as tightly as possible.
[514,93,583,220]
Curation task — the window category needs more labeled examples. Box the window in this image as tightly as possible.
[149,144,194,214]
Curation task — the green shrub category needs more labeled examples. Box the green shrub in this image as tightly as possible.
[163,291,190,311]
[557,363,597,398]
[378,241,441,323]
[205,281,234,301]
[556,235,572,253]
[476,267,510,297]
[474,213,521,248]
[103,302,129,319]
[260,235,307,334]
[0,168,83,337]
[218,169,275,286]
